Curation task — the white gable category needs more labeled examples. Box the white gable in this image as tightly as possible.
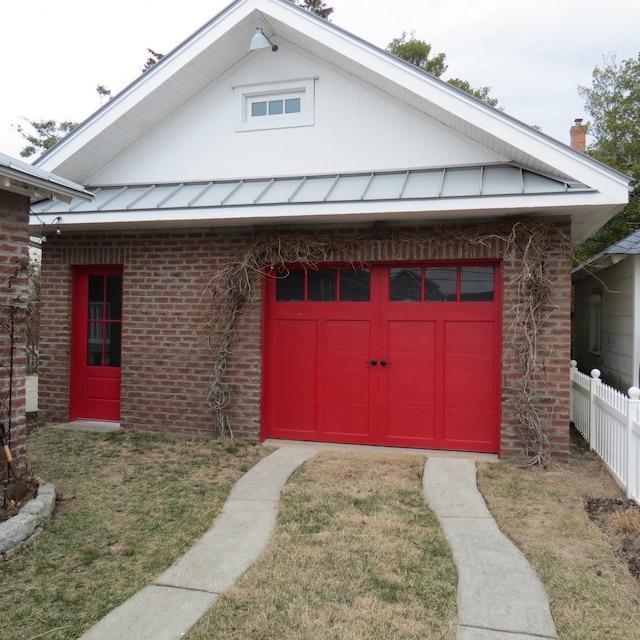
[90,43,505,185]
[32,0,630,243]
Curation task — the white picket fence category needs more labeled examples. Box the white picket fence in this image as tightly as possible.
[570,361,640,506]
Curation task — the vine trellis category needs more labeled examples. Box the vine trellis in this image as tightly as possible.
[201,220,566,467]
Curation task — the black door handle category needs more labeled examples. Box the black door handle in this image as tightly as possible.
[380,360,391,366]
[367,359,378,366]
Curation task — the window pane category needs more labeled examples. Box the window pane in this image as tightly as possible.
[390,268,421,301]
[88,276,104,314]
[251,101,267,117]
[285,98,301,113]
[460,266,494,301]
[87,321,103,366]
[340,269,370,301]
[105,323,122,367]
[308,269,337,301]
[425,267,457,301]
[106,275,123,319]
[269,100,284,115]
[276,270,305,301]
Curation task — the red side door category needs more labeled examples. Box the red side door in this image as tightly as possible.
[70,266,123,421]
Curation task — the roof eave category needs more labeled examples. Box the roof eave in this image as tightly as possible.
[30,192,619,243]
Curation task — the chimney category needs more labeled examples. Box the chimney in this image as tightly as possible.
[570,118,586,152]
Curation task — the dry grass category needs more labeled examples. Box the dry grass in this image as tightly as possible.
[477,431,640,640]
[608,509,640,537]
[188,451,458,640]
[0,427,270,640]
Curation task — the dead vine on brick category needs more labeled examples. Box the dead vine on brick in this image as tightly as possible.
[202,221,563,466]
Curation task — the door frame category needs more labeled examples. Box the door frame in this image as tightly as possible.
[70,265,123,421]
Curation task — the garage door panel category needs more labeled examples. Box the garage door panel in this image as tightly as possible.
[384,407,436,441]
[270,319,318,436]
[445,320,495,353]
[443,408,496,446]
[324,402,370,436]
[444,353,495,409]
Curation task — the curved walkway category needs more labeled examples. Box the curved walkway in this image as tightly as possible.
[79,446,317,640]
[424,457,557,640]
[78,447,557,640]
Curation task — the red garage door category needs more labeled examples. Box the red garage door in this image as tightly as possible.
[263,263,501,452]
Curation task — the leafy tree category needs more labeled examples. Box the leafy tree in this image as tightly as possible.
[574,54,640,263]
[447,77,499,109]
[386,33,499,109]
[387,32,447,77]
[288,0,333,20]
[16,119,78,158]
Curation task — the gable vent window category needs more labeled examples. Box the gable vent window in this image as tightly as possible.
[235,79,315,132]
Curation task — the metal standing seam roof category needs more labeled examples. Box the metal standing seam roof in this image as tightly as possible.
[31,164,591,216]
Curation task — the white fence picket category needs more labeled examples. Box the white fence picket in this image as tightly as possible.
[570,361,640,506]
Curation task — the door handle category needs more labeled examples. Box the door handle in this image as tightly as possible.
[380,360,391,366]
[367,359,378,366]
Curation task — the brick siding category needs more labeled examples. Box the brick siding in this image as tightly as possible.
[39,218,572,460]
[0,190,29,477]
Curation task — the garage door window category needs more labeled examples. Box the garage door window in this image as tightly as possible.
[390,265,494,302]
[276,268,371,302]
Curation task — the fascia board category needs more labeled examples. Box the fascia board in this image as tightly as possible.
[29,191,617,228]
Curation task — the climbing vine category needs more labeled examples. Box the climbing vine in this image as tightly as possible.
[201,220,566,466]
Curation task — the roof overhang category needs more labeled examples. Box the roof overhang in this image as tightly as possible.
[0,152,92,203]
[30,164,618,243]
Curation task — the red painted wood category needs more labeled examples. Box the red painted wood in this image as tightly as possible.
[263,263,501,452]
[70,266,122,421]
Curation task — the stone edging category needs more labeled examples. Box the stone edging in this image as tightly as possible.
[0,481,56,558]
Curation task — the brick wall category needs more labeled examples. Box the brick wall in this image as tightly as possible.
[0,190,30,477]
[39,218,572,460]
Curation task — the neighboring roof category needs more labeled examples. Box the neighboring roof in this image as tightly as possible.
[30,0,630,241]
[573,228,640,276]
[0,152,92,203]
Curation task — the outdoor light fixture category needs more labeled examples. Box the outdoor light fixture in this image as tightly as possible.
[40,216,62,243]
[250,27,278,52]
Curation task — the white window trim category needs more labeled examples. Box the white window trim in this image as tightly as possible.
[235,78,316,132]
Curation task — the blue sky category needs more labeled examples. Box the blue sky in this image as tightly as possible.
[1,0,638,159]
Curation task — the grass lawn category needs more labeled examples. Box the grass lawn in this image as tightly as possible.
[3,427,640,640]
[0,427,270,640]
[188,451,458,640]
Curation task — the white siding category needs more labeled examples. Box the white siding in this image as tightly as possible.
[88,43,506,185]
[573,255,636,392]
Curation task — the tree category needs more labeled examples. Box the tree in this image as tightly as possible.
[387,32,447,77]
[447,77,499,109]
[288,0,333,20]
[16,119,78,158]
[574,54,640,262]
[386,33,499,109]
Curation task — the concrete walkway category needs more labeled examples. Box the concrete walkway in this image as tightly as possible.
[72,442,556,640]
[424,457,557,640]
[78,446,317,640]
